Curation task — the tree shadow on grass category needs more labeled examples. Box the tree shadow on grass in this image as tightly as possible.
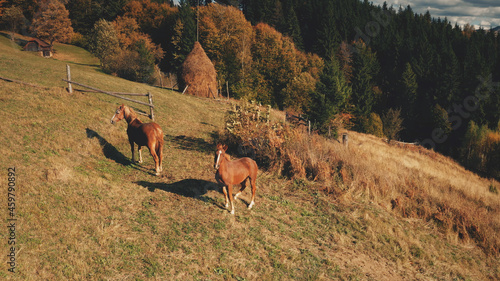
[135,179,227,209]
[165,134,215,154]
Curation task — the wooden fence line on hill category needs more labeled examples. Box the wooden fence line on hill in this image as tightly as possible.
[63,65,155,120]
[0,75,48,89]
[62,78,155,120]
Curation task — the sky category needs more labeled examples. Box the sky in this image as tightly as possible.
[370,0,500,29]
[173,0,500,29]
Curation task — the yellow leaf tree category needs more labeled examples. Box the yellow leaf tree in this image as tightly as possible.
[198,4,254,89]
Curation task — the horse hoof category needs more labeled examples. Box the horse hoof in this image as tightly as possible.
[248,202,255,209]
[230,210,235,215]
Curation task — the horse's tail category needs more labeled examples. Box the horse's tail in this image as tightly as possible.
[156,127,164,152]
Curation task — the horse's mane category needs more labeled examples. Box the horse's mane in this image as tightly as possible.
[124,105,140,123]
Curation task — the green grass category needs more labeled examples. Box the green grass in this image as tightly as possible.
[0,33,498,280]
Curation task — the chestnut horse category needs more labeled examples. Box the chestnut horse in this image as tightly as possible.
[214,144,258,214]
[111,104,164,175]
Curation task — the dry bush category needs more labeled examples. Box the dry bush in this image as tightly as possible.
[220,104,500,256]
[218,101,283,169]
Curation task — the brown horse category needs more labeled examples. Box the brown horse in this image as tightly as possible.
[111,104,164,176]
[214,144,258,214]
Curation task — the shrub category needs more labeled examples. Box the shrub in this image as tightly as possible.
[361,112,384,138]
[71,32,88,48]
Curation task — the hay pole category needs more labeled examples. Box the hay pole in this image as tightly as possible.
[61,79,154,108]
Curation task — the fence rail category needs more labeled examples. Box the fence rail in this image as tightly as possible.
[63,65,155,120]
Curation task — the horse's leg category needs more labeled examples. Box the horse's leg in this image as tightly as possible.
[222,185,229,209]
[130,140,135,163]
[138,145,143,163]
[248,177,256,210]
[235,178,247,200]
[157,140,163,173]
[227,184,234,215]
[148,143,160,176]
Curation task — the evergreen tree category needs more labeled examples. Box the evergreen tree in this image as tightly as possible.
[397,62,418,137]
[171,0,196,74]
[2,5,25,35]
[351,41,380,120]
[308,55,351,133]
[88,19,120,64]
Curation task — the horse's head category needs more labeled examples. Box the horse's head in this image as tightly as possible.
[214,144,228,169]
[110,104,125,124]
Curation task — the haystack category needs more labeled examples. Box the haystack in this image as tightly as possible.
[181,41,218,98]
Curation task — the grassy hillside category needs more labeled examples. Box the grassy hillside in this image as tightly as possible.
[0,33,499,280]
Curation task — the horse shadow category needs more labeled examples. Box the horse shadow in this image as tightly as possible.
[86,128,131,166]
[136,179,222,204]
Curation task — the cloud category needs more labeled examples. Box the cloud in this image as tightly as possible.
[372,0,500,28]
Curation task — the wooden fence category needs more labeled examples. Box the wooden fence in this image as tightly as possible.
[63,65,155,120]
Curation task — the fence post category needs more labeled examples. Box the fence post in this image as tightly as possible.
[66,64,72,93]
[148,92,154,121]
[342,133,348,148]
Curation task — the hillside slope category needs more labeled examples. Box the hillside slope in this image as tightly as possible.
[0,34,498,280]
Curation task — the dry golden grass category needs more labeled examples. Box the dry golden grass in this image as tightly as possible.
[280,128,500,255]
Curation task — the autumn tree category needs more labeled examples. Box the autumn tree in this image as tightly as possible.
[252,23,301,107]
[362,112,384,138]
[198,3,253,93]
[112,16,164,61]
[338,41,353,83]
[123,0,177,33]
[0,0,7,17]
[31,0,73,47]
[108,16,164,82]
[282,72,316,113]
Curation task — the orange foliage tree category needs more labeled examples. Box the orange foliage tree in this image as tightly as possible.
[112,16,164,61]
[0,0,6,17]
[122,0,177,32]
[31,0,73,47]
